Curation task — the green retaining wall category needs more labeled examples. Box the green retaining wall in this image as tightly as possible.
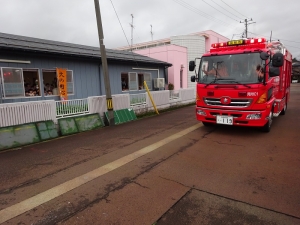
[74,114,104,132]
[105,108,137,125]
[36,120,59,141]
[0,123,40,151]
[0,112,128,151]
[0,120,59,151]
[58,113,104,136]
[58,117,79,136]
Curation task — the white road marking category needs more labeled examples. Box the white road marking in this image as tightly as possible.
[0,123,202,223]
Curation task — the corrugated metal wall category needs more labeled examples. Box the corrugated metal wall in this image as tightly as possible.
[0,50,165,104]
[171,35,205,89]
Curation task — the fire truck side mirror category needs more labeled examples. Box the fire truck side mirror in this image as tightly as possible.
[260,52,269,60]
[272,52,284,67]
[189,61,196,71]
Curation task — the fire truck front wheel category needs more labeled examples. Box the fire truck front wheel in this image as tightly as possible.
[280,101,287,115]
[262,109,274,133]
[202,121,213,126]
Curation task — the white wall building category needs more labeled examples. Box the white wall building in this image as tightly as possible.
[117,30,229,89]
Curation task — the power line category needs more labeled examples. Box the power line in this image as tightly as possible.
[220,0,248,18]
[171,0,232,26]
[240,18,256,38]
[201,0,239,22]
[247,31,300,55]
[109,0,131,47]
[109,0,139,66]
[172,0,228,25]
[231,32,244,40]
[210,0,243,21]
[248,31,300,44]
[276,39,300,44]
[285,44,300,50]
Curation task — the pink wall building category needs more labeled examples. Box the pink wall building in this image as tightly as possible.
[134,45,187,90]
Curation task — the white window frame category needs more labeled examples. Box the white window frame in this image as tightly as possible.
[42,69,75,97]
[23,68,42,98]
[121,72,152,92]
[66,70,75,95]
[0,67,25,98]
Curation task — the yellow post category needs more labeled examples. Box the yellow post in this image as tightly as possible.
[144,81,159,115]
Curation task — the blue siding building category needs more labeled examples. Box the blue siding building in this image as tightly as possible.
[0,32,171,104]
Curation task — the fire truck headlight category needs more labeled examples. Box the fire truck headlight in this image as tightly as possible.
[197,109,206,116]
[246,113,262,120]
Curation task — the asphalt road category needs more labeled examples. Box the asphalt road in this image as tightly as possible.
[0,84,300,225]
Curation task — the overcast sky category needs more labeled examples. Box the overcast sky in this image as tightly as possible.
[1,0,300,58]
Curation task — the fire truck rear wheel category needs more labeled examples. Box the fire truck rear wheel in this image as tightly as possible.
[262,110,273,133]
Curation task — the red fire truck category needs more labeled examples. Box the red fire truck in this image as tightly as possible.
[189,37,292,132]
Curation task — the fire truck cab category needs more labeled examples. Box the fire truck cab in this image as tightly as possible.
[189,38,292,132]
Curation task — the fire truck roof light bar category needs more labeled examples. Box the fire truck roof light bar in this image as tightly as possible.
[211,38,267,48]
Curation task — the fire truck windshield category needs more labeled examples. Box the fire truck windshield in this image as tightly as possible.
[198,53,265,85]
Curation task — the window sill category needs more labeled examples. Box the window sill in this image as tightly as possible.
[2,96,42,99]
[45,94,74,97]
[122,89,146,92]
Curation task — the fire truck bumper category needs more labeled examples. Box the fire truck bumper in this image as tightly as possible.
[195,107,271,127]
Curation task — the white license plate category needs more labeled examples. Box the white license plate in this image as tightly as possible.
[216,115,233,125]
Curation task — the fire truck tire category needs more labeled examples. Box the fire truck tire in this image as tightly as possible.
[262,110,273,133]
[280,101,287,115]
[202,121,213,126]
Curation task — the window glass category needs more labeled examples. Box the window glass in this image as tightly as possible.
[138,74,144,90]
[143,73,152,90]
[42,70,57,96]
[129,72,138,91]
[23,69,41,96]
[1,68,24,97]
[198,53,264,84]
[121,73,129,91]
[67,70,74,94]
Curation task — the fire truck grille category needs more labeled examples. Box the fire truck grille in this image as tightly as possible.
[204,98,252,107]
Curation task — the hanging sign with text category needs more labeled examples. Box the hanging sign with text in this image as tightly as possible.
[56,68,68,101]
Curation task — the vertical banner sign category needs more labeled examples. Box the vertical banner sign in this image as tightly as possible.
[56,68,68,101]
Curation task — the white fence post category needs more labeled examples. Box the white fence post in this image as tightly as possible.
[146,90,170,111]
[112,94,130,110]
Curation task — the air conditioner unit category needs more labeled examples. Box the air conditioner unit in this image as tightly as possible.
[153,78,165,88]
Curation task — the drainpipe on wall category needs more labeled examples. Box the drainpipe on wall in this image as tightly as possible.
[164,66,168,84]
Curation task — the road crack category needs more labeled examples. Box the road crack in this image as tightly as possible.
[158,176,300,221]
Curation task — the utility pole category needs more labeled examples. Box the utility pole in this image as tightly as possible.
[240,18,256,38]
[94,0,115,125]
[130,14,134,51]
[150,24,153,41]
